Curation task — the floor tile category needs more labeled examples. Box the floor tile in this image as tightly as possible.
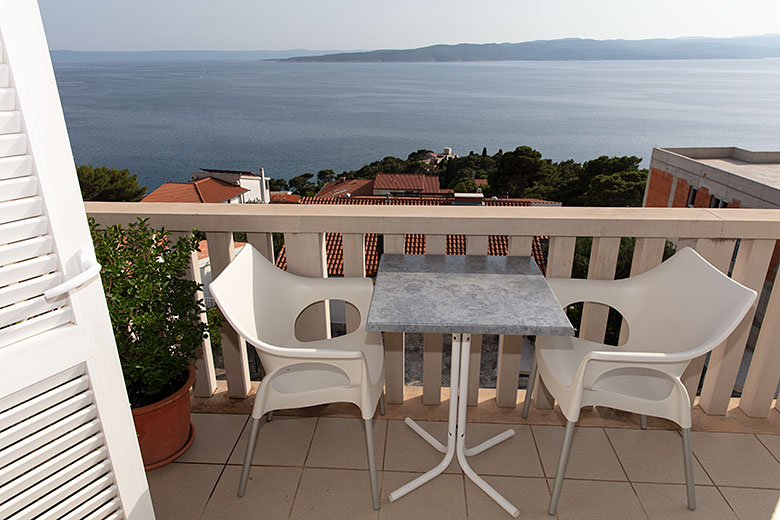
[383,420,458,474]
[533,425,626,480]
[460,423,544,477]
[691,432,780,488]
[306,417,387,470]
[146,462,222,520]
[633,483,736,519]
[719,486,780,520]
[465,476,550,519]
[380,471,466,520]
[550,479,647,520]
[757,434,780,462]
[228,416,317,467]
[201,465,300,520]
[606,428,711,485]
[176,413,248,464]
[290,468,380,520]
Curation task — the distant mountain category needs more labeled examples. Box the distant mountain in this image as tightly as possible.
[282,35,780,62]
[50,49,350,63]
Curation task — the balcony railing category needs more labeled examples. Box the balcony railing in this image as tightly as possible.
[86,202,780,420]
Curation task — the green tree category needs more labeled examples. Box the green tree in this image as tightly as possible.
[580,170,648,207]
[288,173,318,197]
[488,146,546,197]
[317,169,337,185]
[77,164,146,201]
[407,149,433,162]
[452,178,478,193]
[268,178,288,191]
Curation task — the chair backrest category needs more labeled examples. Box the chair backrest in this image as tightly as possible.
[209,245,300,350]
[551,247,756,357]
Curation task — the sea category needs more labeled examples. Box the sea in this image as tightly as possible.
[51,55,780,191]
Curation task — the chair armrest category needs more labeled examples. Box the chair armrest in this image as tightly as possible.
[547,277,629,309]
[585,350,691,364]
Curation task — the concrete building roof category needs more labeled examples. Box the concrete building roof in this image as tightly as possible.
[652,147,780,208]
[142,177,248,203]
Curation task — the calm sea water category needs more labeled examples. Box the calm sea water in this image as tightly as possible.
[51,57,780,191]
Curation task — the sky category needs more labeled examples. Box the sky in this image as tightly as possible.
[38,0,780,52]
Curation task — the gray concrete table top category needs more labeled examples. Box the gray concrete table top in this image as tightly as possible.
[366,254,575,336]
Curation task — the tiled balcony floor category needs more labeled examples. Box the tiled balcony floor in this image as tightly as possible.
[147,409,780,520]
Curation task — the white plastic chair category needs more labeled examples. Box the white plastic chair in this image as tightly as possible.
[209,245,385,510]
[521,247,756,515]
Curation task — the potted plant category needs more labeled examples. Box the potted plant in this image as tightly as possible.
[90,217,208,469]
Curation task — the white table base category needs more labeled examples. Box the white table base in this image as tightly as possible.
[388,334,520,518]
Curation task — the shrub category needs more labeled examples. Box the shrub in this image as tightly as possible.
[90,218,207,407]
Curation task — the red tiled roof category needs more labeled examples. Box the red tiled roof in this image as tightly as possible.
[275,195,551,277]
[474,179,488,186]
[196,240,246,261]
[270,192,302,204]
[142,177,247,203]
[373,173,440,193]
[316,179,374,198]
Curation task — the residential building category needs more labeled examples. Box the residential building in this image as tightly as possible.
[421,147,458,166]
[644,146,780,387]
[142,176,248,204]
[192,168,271,203]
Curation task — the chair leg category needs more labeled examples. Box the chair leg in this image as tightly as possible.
[521,356,538,419]
[549,420,576,516]
[640,414,647,430]
[266,411,273,422]
[364,418,380,510]
[682,428,696,510]
[238,417,262,497]
[378,393,386,416]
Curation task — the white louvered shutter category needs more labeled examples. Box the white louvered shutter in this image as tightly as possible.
[0,3,154,520]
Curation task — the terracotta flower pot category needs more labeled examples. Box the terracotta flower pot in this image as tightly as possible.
[132,366,196,470]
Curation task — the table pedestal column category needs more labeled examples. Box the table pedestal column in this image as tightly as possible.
[388,333,520,518]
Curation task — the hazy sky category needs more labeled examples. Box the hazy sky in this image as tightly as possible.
[39,0,780,52]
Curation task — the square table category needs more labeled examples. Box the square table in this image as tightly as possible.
[366,254,574,518]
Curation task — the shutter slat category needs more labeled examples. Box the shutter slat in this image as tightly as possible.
[0,215,48,246]
[0,404,95,467]
[0,452,108,518]
[27,477,116,520]
[5,469,113,520]
[0,253,57,287]
[0,197,43,226]
[0,110,21,134]
[0,295,65,328]
[0,375,88,427]
[0,271,60,308]
[0,364,84,412]
[0,235,53,268]
[0,155,32,180]
[83,501,123,520]
[0,133,25,157]
[0,420,100,483]
[0,87,14,110]
[0,306,71,347]
[0,389,93,447]
[0,176,36,203]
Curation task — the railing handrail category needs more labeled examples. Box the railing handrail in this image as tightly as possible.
[85,202,780,239]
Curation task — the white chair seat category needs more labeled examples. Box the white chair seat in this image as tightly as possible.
[301,329,384,385]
